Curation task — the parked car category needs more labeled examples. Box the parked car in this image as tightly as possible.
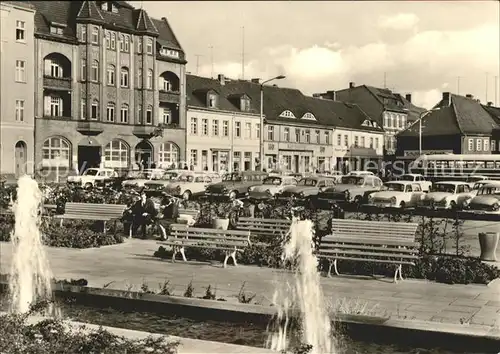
[470,180,491,197]
[465,175,489,189]
[121,169,168,190]
[276,176,336,201]
[316,175,383,207]
[347,170,375,177]
[398,173,432,192]
[162,172,221,200]
[417,181,473,210]
[143,170,185,194]
[247,175,297,200]
[67,168,117,188]
[463,181,500,214]
[268,169,294,177]
[367,181,425,209]
[205,171,268,200]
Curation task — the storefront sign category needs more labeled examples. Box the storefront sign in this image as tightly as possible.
[404,150,453,157]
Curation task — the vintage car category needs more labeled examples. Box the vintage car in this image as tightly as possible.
[205,171,268,200]
[162,172,221,200]
[67,168,117,188]
[367,181,425,209]
[398,174,432,192]
[463,181,500,214]
[121,169,168,190]
[316,175,383,206]
[469,180,491,197]
[142,170,185,194]
[347,170,375,177]
[268,169,294,177]
[276,176,336,201]
[417,181,473,210]
[247,175,298,200]
[465,175,489,189]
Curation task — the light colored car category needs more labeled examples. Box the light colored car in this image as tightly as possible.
[367,181,425,209]
[247,175,297,199]
[347,170,375,177]
[121,169,167,189]
[398,174,432,192]
[277,176,336,200]
[143,170,185,193]
[317,175,383,205]
[163,172,221,200]
[418,181,473,210]
[465,175,489,189]
[463,181,500,214]
[67,168,117,188]
[205,171,269,199]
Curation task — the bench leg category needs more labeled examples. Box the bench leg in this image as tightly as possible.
[393,264,403,283]
[158,224,167,241]
[327,259,339,277]
[60,218,63,227]
[103,221,107,235]
[179,247,187,262]
[128,225,133,239]
[223,250,238,268]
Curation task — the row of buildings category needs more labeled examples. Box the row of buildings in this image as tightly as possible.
[1,1,499,179]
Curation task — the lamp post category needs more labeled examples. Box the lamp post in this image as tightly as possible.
[259,75,286,171]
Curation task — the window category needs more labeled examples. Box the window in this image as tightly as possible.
[104,140,129,169]
[375,137,379,149]
[118,34,124,51]
[212,120,219,136]
[137,37,142,53]
[106,64,115,85]
[80,26,86,42]
[402,116,407,128]
[91,60,99,81]
[47,96,62,116]
[491,140,496,152]
[235,122,241,138]
[50,26,64,34]
[81,59,86,80]
[325,131,330,145]
[279,110,296,118]
[302,112,316,120]
[208,94,217,108]
[337,134,341,146]
[190,118,198,135]
[190,150,198,167]
[468,138,473,151]
[147,69,153,89]
[159,77,171,91]
[370,137,374,148]
[124,35,129,52]
[81,99,86,119]
[137,105,142,124]
[305,130,310,143]
[91,26,99,44]
[361,136,365,147]
[16,21,25,41]
[202,119,208,135]
[120,104,128,123]
[476,139,482,151]
[137,68,142,88]
[106,102,115,122]
[110,32,116,50]
[354,136,359,147]
[284,127,290,142]
[256,123,261,139]
[240,97,250,111]
[158,142,179,167]
[267,126,274,141]
[15,100,24,121]
[344,134,348,147]
[484,139,489,151]
[42,137,70,167]
[295,129,300,142]
[245,122,251,139]
[15,60,26,82]
[160,108,170,124]
[146,105,153,124]
[223,121,229,136]
[120,67,129,87]
[315,130,320,144]
[146,38,153,54]
[91,100,99,120]
[105,31,111,48]
[45,58,63,78]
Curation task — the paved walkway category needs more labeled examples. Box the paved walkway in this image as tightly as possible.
[1,240,499,330]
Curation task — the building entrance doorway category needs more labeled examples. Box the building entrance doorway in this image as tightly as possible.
[135,140,153,169]
[14,141,27,177]
[78,146,101,173]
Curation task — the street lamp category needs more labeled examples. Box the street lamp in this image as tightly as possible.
[259,75,286,171]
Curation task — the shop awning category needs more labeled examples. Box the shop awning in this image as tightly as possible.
[347,147,380,158]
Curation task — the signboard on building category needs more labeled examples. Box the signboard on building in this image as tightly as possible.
[404,150,453,157]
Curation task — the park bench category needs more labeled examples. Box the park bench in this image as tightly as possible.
[159,224,251,267]
[54,202,127,235]
[317,218,420,283]
[236,217,291,240]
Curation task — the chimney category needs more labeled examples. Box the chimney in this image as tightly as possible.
[405,93,412,103]
[442,92,451,106]
[251,78,260,84]
[349,82,355,89]
[217,74,225,85]
[465,94,473,99]
[321,90,336,100]
[487,101,493,106]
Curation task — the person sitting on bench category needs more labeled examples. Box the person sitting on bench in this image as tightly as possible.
[131,189,157,239]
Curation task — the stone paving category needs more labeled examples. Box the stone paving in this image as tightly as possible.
[1,239,499,330]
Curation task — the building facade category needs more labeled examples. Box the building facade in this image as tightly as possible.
[0,1,36,177]
[30,1,187,179]
[186,75,260,172]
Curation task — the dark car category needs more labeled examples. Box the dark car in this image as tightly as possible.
[276,176,336,204]
[316,175,383,208]
[205,171,268,200]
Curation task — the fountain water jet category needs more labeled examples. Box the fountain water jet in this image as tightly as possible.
[8,175,57,315]
[267,219,335,353]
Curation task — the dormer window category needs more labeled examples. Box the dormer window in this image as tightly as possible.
[101,1,118,13]
[279,110,296,118]
[50,26,64,35]
[240,96,250,112]
[159,47,180,58]
[301,112,316,120]
[208,93,217,108]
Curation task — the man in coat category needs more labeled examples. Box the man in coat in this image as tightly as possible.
[131,189,157,239]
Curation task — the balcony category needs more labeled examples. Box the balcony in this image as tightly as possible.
[159,90,180,104]
[133,125,160,139]
[43,75,72,90]
[77,121,104,135]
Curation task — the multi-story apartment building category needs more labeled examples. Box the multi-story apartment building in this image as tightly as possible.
[29,1,186,178]
[396,93,500,158]
[330,83,425,158]
[186,74,260,172]
[0,1,36,177]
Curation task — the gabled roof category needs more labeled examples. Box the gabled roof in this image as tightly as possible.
[482,104,500,126]
[394,93,426,122]
[398,94,499,137]
[151,17,182,50]
[76,1,105,22]
[134,8,158,35]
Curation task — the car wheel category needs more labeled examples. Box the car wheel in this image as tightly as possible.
[399,201,406,209]
[449,201,457,210]
[84,182,92,189]
[182,190,191,200]
[229,191,237,200]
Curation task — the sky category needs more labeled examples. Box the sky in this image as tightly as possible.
[131,1,500,109]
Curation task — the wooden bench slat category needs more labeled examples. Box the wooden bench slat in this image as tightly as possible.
[319,244,418,253]
[172,232,249,242]
[321,255,416,266]
[238,217,291,225]
[322,238,420,248]
[171,225,249,236]
[318,249,418,259]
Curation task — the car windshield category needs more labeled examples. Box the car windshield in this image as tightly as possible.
[400,175,416,181]
[432,184,456,193]
[382,183,405,192]
[263,177,282,185]
[82,169,98,176]
[159,172,179,181]
[478,187,500,195]
[177,174,195,182]
[222,173,242,182]
[297,178,317,186]
[473,182,488,190]
[340,176,364,185]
